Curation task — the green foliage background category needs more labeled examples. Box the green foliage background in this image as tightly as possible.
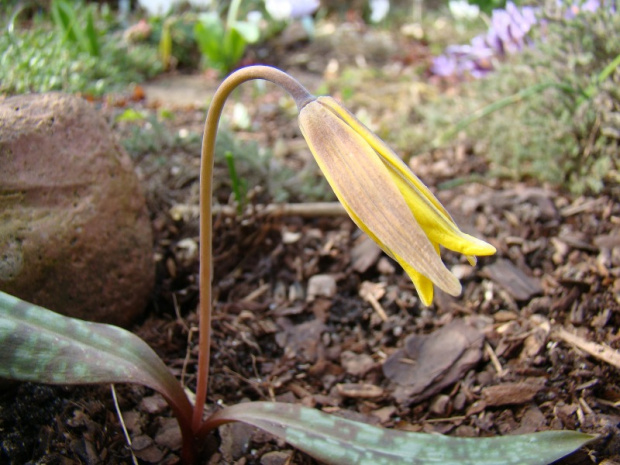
[427,9,620,194]
[0,3,161,96]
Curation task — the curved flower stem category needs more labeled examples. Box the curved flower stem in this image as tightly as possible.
[193,66,314,432]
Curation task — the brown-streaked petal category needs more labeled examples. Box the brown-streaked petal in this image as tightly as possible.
[299,100,462,298]
[318,96,496,259]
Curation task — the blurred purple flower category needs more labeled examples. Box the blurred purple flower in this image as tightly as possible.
[564,0,601,18]
[486,2,537,55]
[430,54,457,76]
[432,1,539,78]
[431,0,618,79]
[581,0,601,11]
[506,3,537,41]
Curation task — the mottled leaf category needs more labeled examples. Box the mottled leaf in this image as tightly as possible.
[0,291,192,421]
[205,402,594,465]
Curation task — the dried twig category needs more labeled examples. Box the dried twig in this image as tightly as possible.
[110,385,139,465]
[241,282,271,302]
[484,342,506,378]
[359,281,388,322]
[181,326,198,387]
[170,202,347,221]
[553,327,620,369]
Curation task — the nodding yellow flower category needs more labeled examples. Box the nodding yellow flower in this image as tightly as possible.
[299,96,496,305]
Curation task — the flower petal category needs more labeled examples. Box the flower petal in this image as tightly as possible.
[317,96,496,258]
[399,242,441,306]
[406,264,435,305]
[299,100,462,298]
[388,166,496,256]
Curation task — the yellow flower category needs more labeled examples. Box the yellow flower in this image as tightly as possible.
[298,96,496,305]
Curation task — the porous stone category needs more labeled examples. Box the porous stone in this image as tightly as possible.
[0,93,154,326]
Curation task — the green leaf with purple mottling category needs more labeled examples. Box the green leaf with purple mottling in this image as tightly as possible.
[206,402,595,465]
[0,291,191,420]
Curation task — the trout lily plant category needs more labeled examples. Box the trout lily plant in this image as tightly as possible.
[0,66,593,464]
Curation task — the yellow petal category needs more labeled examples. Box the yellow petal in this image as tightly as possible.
[299,100,462,298]
[400,240,441,305]
[346,203,443,305]
[317,96,496,258]
[402,262,435,306]
[388,166,496,256]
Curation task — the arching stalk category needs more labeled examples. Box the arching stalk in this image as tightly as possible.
[194,66,315,432]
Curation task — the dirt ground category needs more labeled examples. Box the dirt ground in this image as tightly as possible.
[1,19,620,465]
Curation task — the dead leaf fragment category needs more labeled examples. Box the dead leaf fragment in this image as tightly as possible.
[337,383,384,398]
[139,394,168,414]
[261,450,294,465]
[383,319,485,404]
[429,394,451,416]
[351,235,382,273]
[154,418,182,450]
[512,404,547,434]
[484,259,543,301]
[306,274,337,300]
[340,350,375,377]
[370,405,396,423]
[219,422,255,462]
[276,318,326,363]
[481,381,544,407]
[132,435,164,463]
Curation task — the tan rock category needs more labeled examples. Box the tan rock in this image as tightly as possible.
[0,93,153,326]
